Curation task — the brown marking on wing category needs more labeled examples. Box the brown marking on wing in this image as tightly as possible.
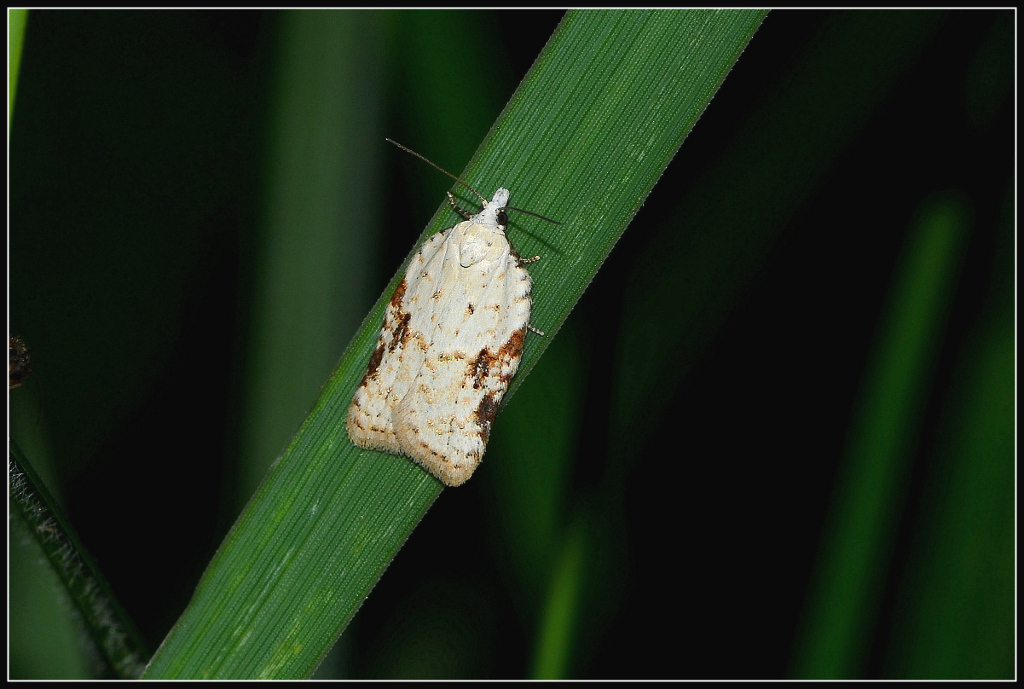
[469,326,527,441]
[360,279,410,385]
[362,343,386,384]
[474,392,499,443]
[385,280,412,353]
[496,327,526,382]
[390,312,411,353]
[389,278,407,309]
[470,348,491,389]
[466,325,526,390]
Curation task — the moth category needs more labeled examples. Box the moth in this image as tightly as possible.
[346,139,556,486]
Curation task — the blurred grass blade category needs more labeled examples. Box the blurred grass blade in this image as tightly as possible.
[144,10,766,678]
[792,196,968,678]
[888,320,1014,678]
[531,520,586,679]
[487,316,589,604]
[9,8,28,130]
[609,11,946,473]
[236,10,387,510]
[883,184,1015,679]
[9,441,149,678]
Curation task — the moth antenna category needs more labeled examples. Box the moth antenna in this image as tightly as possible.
[385,138,488,207]
[505,205,561,225]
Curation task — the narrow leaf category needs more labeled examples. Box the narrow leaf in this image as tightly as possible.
[144,10,766,678]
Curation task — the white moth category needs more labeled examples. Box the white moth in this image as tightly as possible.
[346,140,554,487]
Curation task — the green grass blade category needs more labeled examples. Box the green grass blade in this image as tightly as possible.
[143,9,766,678]
[792,196,968,678]
[8,8,28,130]
[882,182,1015,679]
[890,319,1014,678]
[9,441,149,678]
[530,521,586,679]
[609,11,947,473]
[487,316,589,602]
[236,10,388,510]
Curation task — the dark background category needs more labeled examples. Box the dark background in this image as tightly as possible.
[9,10,1014,679]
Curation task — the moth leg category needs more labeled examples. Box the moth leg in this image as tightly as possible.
[520,254,541,264]
[446,192,475,220]
[527,323,545,337]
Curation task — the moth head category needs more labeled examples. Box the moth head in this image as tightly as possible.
[487,188,511,228]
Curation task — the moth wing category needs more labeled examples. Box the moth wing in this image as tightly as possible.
[346,229,451,453]
[393,235,531,486]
